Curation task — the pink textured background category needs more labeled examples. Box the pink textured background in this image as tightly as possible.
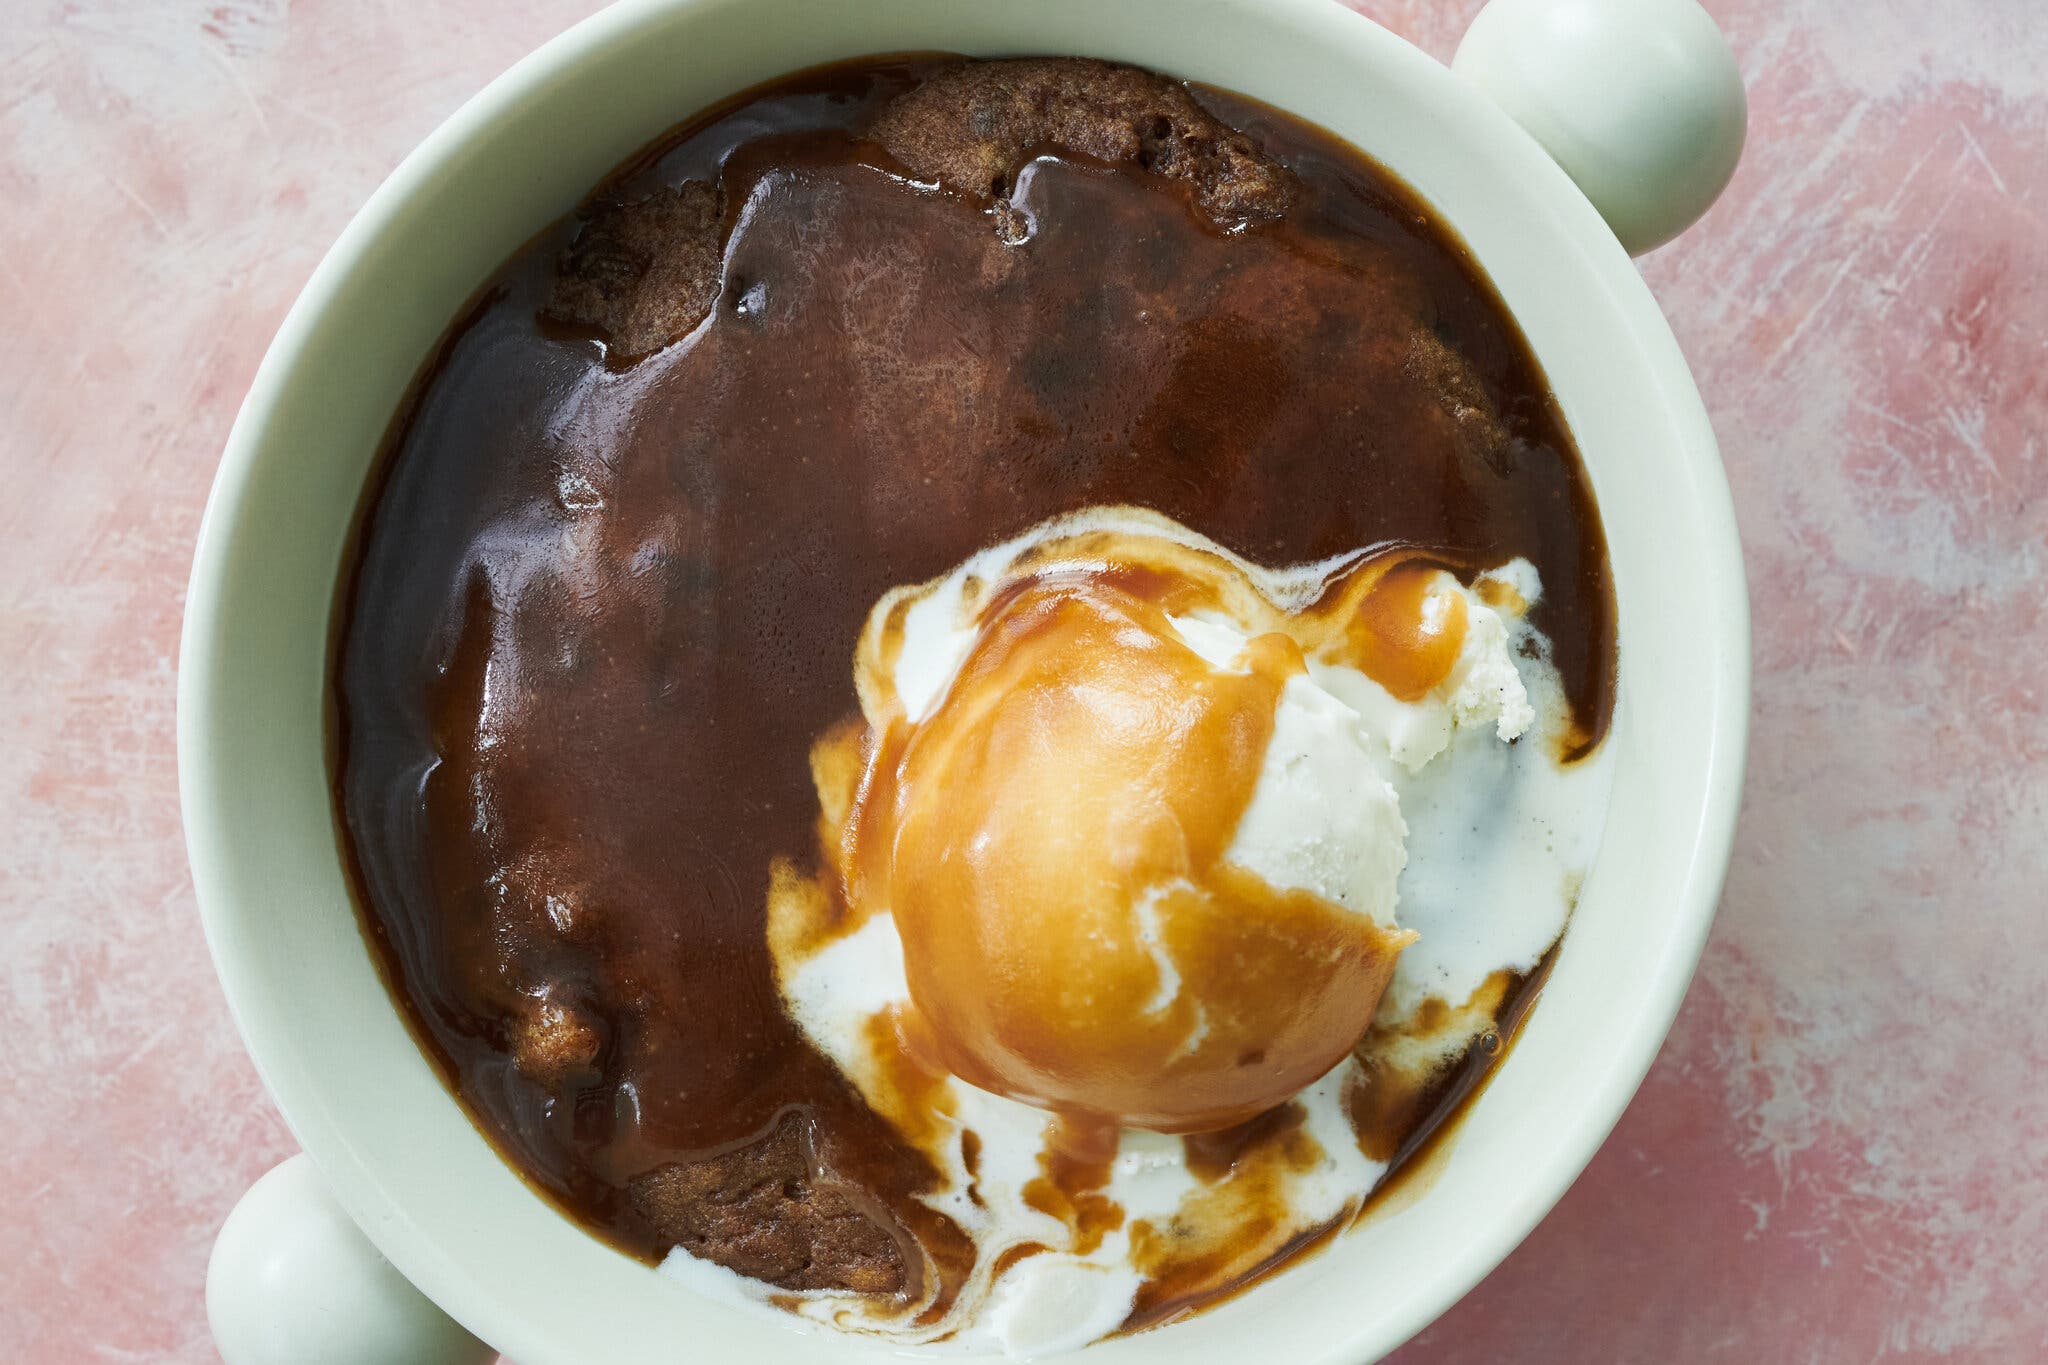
[3,0,2043,1360]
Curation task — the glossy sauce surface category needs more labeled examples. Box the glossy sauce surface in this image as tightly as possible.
[337,56,1613,1294]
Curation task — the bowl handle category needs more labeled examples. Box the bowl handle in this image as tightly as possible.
[1452,0,1746,254]
[207,1154,496,1365]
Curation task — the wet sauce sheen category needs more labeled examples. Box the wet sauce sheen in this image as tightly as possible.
[336,55,1615,1285]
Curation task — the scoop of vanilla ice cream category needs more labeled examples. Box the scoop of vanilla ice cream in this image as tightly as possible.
[1445,573,1537,743]
[753,527,1571,1357]
[1168,567,1537,924]
[886,549,1537,938]
[1303,572,1535,774]
[1227,674,1408,928]
[1170,614,1407,928]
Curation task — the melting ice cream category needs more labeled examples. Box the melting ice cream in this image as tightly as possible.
[658,509,1614,1355]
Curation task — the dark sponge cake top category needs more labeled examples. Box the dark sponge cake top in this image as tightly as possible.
[547,179,722,360]
[870,57,1295,225]
[629,1112,909,1296]
[545,58,1294,360]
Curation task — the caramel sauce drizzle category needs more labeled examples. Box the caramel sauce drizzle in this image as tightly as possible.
[765,523,1530,1335]
[844,539,1453,1134]
[1022,1115,1127,1256]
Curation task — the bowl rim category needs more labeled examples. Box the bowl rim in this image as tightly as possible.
[179,0,1750,1360]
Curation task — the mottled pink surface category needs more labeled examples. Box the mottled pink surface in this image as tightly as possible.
[3,1,2043,1360]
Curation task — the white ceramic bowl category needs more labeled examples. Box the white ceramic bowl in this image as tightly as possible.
[180,1,1750,1361]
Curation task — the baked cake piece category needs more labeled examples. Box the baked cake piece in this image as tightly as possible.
[547,180,722,359]
[871,57,1296,226]
[546,58,1297,359]
[629,1112,908,1295]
